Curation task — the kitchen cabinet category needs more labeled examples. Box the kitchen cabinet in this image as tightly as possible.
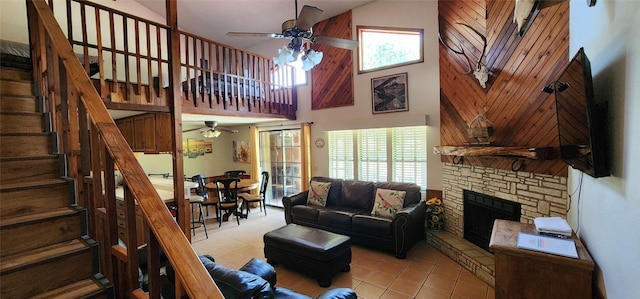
[116,113,171,153]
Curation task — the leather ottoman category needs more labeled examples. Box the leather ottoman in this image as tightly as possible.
[264,224,351,287]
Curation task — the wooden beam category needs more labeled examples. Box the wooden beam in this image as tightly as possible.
[434,145,559,160]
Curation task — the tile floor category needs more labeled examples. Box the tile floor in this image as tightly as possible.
[190,206,495,299]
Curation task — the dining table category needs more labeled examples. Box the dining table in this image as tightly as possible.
[204,178,259,220]
[204,178,259,194]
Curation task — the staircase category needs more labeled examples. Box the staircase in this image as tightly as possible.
[0,67,113,298]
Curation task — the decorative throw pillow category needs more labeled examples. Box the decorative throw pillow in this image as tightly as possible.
[371,188,406,218]
[307,181,331,207]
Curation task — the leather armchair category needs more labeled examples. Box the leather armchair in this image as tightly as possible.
[163,255,356,299]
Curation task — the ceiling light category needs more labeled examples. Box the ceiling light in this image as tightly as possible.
[201,129,221,138]
[274,43,323,71]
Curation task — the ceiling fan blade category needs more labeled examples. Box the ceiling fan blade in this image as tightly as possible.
[217,127,239,134]
[313,35,359,50]
[182,127,203,133]
[226,32,283,38]
[296,5,324,31]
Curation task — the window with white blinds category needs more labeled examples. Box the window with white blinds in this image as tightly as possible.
[328,126,427,189]
[358,128,388,182]
[391,126,427,186]
[328,130,354,180]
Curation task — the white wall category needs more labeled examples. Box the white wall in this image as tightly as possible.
[568,1,640,298]
[250,0,442,190]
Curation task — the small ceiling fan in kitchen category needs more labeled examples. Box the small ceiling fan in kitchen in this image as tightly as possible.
[182,121,238,138]
[226,0,358,70]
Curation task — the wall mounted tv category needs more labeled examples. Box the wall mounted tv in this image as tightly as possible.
[551,47,609,178]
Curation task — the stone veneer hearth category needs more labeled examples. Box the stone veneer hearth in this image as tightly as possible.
[426,163,568,287]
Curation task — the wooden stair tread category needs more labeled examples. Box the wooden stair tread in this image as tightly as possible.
[0,132,50,136]
[0,154,59,162]
[31,277,105,299]
[0,207,78,227]
[0,178,67,191]
[0,238,88,273]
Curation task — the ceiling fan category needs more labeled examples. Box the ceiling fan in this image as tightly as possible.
[226,0,358,70]
[183,121,238,138]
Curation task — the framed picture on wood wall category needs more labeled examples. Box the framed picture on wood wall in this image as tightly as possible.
[371,72,409,114]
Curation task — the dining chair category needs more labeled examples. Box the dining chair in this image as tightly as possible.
[213,177,242,227]
[238,171,269,218]
[189,174,208,238]
[224,170,246,178]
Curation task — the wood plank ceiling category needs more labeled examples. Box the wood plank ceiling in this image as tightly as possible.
[439,0,570,176]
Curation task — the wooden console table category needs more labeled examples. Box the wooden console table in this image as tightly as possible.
[489,219,594,299]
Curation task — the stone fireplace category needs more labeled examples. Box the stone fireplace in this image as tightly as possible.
[463,190,521,251]
[426,163,568,286]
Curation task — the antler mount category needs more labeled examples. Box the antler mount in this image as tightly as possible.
[439,23,489,88]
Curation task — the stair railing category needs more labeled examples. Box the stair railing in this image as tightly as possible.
[26,0,222,297]
[48,0,297,120]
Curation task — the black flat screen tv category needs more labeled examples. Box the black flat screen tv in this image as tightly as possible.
[554,47,609,178]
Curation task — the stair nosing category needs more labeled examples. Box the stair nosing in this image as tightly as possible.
[0,111,44,116]
[0,238,89,274]
[0,178,67,191]
[0,206,79,228]
[0,154,60,162]
[30,277,106,299]
[0,93,38,99]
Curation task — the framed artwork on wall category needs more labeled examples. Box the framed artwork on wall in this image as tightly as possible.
[371,72,409,114]
[233,140,251,163]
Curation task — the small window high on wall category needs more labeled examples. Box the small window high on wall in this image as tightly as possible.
[358,26,424,74]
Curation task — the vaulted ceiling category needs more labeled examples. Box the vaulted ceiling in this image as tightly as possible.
[133,0,374,50]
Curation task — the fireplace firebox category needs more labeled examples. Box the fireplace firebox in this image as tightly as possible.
[463,190,521,251]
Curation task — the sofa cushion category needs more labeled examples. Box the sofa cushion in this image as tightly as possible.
[308,181,332,206]
[374,182,422,206]
[352,215,393,236]
[341,180,375,211]
[311,177,343,206]
[371,188,406,218]
[291,205,320,222]
[318,209,357,229]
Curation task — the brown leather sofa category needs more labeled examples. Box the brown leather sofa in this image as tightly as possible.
[283,177,425,259]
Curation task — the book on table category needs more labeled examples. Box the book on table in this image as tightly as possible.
[516,232,579,258]
[534,216,572,237]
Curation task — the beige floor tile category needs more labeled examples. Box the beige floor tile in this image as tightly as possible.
[396,267,429,284]
[380,289,413,299]
[430,263,461,281]
[364,270,396,288]
[353,256,383,270]
[350,264,375,280]
[452,280,487,299]
[387,277,423,297]
[374,260,405,276]
[406,259,436,273]
[190,207,492,298]
[415,285,452,299]
[424,275,456,293]
[355,281,386,299]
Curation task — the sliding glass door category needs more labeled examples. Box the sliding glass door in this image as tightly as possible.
[258,129,302,207]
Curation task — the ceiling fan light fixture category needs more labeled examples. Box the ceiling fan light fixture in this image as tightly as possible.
[274,46,296,68]
[201,129,221,138]
[301,49,323,71]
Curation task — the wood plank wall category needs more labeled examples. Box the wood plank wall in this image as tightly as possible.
[439,0,570,176]
[310,11,354,110]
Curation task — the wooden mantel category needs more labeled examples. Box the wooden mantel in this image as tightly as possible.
[434,146,559,160]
